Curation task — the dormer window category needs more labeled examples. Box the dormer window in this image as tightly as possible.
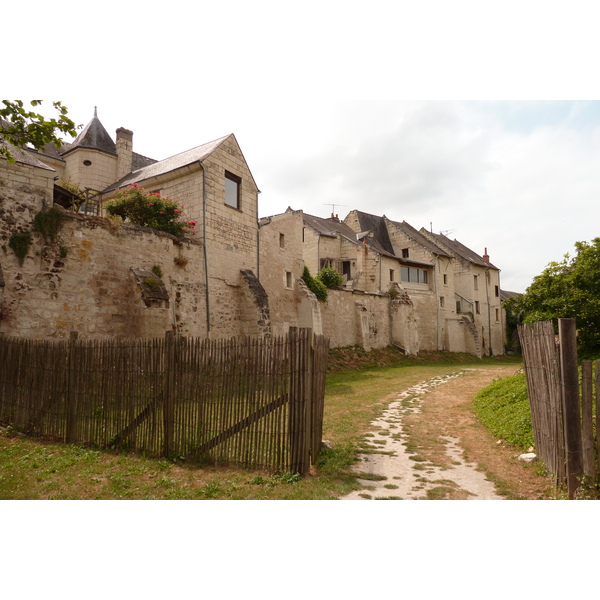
[402,248,409,258]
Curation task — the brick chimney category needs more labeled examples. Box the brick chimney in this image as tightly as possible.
[116,127,133,180]
[483,247,490,265]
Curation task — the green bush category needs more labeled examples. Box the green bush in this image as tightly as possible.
[302,266,327,301]
[317,266,344,288]
[105,184,195,238]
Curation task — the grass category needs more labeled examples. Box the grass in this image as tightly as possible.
[0,349,523,500]
[472,372,534,450]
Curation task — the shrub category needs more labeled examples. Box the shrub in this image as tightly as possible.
[8,232,32,265]
[105,184,195,238]
[33,207,66,243]
[302,266,327,301]
[317,266,344,288]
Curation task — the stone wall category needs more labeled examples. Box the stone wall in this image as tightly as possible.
[320,289,392,350]
[0,160,53,240]
[0,209,208,339]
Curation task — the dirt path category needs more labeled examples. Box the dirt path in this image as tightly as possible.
[340,365,552,500]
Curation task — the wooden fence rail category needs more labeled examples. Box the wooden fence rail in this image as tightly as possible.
[518,318,598,497]
[0,328,329,475]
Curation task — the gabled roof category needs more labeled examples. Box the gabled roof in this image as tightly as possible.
[351,210,395,255]
[386,218,451,258]
[103,134,232,193]
[303,213,359,243]
[424,231,498,269]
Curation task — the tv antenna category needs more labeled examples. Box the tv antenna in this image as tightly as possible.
[324,203,347,215]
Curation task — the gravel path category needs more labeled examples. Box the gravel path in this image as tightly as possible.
[340,371,504,500]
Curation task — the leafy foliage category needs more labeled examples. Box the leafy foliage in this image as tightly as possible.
[0,100,77,162]
[105,184,195,238]
[8,232,32,265]
[317,266,344,288]
[302,266,327,301]
[506,238,600,357]
[33,207,67,243]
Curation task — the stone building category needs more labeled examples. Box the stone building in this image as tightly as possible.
[0,110,269,339]
[1,109,505,355]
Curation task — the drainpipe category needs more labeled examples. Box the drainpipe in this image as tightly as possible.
[435,256,441,350]
[485,267,492,356]
[198,161,211,336]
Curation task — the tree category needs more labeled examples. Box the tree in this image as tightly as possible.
[0,100,77,162]
[507,238,600,357]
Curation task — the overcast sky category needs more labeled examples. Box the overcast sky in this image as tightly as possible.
[6,1,600,293]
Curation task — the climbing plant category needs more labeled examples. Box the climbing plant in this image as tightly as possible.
[8,232,32,265]
[33,207,67,243]
[302,266,327,301]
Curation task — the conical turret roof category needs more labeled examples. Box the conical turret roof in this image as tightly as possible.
[64,107,116,156]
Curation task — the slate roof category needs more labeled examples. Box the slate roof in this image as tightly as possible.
[103,134,233,193]
[63,113,117,156]
[0,119,55,170]
[424,231,498,269]
[387,219,451,258]
[0,138,55,170]
[352,211,395,255]
[302,213,360,243]
[500,289,519,302]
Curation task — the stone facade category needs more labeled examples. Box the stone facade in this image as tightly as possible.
[1,111,506,356]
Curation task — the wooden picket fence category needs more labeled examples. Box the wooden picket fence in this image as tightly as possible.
[0,328,329,475]
[519,319,599,497]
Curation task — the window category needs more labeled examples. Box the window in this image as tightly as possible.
[400,266,428,284]
[495,308,500,322]
[440,296,445,308]
[342,261,351,281]
[224,171,241,209]
[279,233,285,249]
[495,285,499,297]
[285,270,293,289]
[389,269,395,282]
[456,300,462,313]
[473,275,479,290]
[475,300,480,314]
[402,248,409,258]
[443,274,448,285]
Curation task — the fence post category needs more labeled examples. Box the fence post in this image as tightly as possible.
[596,361,600,472]
[581,361,596,480]
[558,318,583,498]
[304,328,314,471]
[163,331,176,458]
[65,331,79,443]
